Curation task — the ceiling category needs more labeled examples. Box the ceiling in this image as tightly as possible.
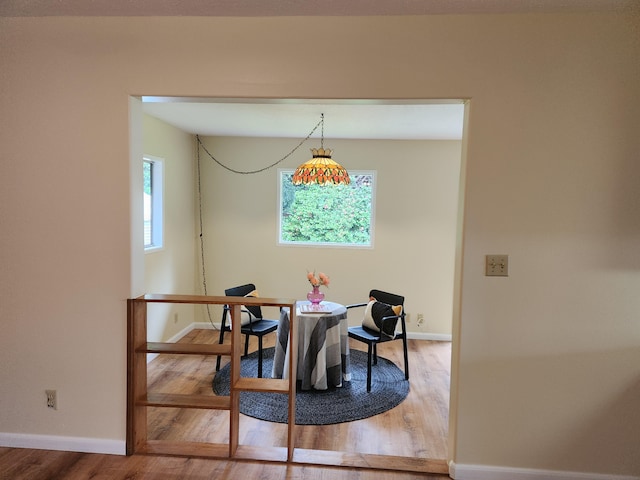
[5,0,632,140]
[0,0,634,17]
[142,98,466,140]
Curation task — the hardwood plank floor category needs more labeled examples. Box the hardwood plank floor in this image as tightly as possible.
[0,446,452,480]
[0,331,452,480]
[146,330,451,460]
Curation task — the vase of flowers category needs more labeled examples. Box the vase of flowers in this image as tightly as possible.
[306,271,329,305]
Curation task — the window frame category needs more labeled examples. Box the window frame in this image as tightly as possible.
[143,155,164,252]
[277,168,376,248]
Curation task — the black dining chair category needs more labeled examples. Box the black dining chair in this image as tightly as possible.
[346,289,409,392]
[215,283,279,378]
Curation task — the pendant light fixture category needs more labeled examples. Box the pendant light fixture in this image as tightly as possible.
[292,114,350,186]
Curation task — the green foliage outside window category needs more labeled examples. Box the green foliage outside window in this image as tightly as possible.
[143,160,152,195]
[280,172,374,246]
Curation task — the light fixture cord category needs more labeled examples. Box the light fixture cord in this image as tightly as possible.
[196,115,323,175]
[196,139,216,328]
[320,113,324,150]
[195,114,324,324]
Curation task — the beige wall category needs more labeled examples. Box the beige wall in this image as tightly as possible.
[197,136,461,336]
[1,13,639,478]
[142,115,197,341]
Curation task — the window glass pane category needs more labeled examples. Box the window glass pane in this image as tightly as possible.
[279,170,374,247]
[143,160,152,247]
[143,156,163,251]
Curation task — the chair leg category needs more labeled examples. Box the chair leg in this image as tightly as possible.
[244,334,249,356]
[366,343,373,392]
[257,336,263,378]
[216,327,226,371]
[373,343,378,366]
[402,336,409,380]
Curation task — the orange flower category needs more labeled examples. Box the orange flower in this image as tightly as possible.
[318,272,330,287]
[307,270,329,288]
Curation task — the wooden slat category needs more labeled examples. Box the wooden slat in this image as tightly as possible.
[232,445,289,463]
[287,307,297,461]
[139,440,231,459]
[292,449,450,474]
[229,304,242,458]
[127,298,148,455]
[141,293,296,309]
[127,294,298,464]
[140,393,231,410]
[233,377,289,393]
[143,342,230,356]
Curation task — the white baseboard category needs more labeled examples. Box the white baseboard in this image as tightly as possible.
[2,323,445,458]
[193,322,449,341]
[0,432,125,455]
[407,332,452,341]
[146,324,447,364]
[146,321,218,363]
[193,321,218,330]
[195,322,449,341]
[160,323,448,343]
[449,462,640,480]
[2,437,636,480]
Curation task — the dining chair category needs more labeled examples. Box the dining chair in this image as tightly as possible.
[346,289,409,392]
[216,283,279,378]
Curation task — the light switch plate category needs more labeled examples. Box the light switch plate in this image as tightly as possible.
[486,255,508,276]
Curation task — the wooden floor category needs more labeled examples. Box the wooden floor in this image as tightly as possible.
[0,446,452,480]
[0,332,452,480]
[146,330,450,458]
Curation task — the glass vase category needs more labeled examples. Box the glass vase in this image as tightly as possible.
[307,285,325,305]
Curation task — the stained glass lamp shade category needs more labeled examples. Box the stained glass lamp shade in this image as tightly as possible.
[292,148,350,186]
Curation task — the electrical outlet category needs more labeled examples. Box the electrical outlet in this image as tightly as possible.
[46,390,57,410]
[416,313,424,327]
[485,254,509,276]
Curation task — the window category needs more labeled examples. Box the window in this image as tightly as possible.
[143,156,164,251]
[278,170,375,247]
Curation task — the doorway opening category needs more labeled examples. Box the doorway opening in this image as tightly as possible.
[129,96,468,473]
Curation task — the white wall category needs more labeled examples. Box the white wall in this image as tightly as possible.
[197,136,461,336]
[0,13,638,478]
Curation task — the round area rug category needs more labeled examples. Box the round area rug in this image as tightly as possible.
[212,347,409,425]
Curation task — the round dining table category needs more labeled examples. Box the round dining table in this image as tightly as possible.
[271,300,351,390]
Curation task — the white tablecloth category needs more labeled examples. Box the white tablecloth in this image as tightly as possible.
[271,301,351,390]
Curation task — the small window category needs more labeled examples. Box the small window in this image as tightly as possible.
[143,156,164,251]
[278,170,375,247]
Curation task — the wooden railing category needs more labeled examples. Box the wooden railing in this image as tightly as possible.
[127,293,448,474]
[127,294,298,461]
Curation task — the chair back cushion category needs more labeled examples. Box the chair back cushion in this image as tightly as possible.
[362,298,403,338]
[369,289,404,307]
[224,284,262,326]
